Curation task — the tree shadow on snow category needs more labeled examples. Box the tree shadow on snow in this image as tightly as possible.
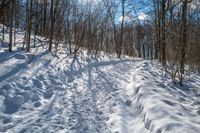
[65,57,133,132]
[0,50,50,83]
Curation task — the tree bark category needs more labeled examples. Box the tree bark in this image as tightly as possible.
[119,0,125,58]
[9,0,14,52]
[49,0,54,52]
[161,0,166,66]
[179,0,190,86]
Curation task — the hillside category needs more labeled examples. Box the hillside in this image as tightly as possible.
[1,31,200,133]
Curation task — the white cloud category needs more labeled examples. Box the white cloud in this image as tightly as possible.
[119,16,131,22]
[138,13,148,20]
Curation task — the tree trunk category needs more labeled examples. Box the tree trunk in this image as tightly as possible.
[26,0,33,52]
[179,0,190,86]
[2,11,5,41]
[161,0,166,66]
[9,0,14,52]
[49,0,54,52]
[119,0,125,58]
[14,0,16,46]
[43,0,47,37]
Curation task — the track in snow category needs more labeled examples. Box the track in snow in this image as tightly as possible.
[1,48,200,133]
[0,49,145,133]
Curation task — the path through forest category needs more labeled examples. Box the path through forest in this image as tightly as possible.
[1,47,200,133]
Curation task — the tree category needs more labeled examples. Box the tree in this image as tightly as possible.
[153,0,161,60]
[161,0,166,66]
[49,0,59,52]
[179,0,192,86]
[118,0,125,58]
[9,0,14,52]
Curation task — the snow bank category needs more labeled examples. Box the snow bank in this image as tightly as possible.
[127,61,200,133]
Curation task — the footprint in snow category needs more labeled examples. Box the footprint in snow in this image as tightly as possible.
[4,95,24,114]
[49,78,60,85]
[32,79,43,88]
[44,89,54,99]
[162,100,175,106]
[125,100,132,107]
[2,115,12,124]
[37,74,45,80]
[197,110,200,115]
[1,84,13,91]
[34,101,42,107]
[31,93,40,102]
[18,91,31,102]
[14,54,26,60]
[20,76,27,80]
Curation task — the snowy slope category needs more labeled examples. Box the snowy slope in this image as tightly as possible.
[1,30,200,133]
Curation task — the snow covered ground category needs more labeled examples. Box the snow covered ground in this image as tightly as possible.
[1,31,200,133]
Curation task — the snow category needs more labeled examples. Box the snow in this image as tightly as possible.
[1,28,200,132]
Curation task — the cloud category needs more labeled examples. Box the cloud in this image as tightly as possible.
[138,13,148,20]
[119,16,131,22]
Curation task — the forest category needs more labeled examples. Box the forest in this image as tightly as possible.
[0,0,199,85]
[0,0,200,132]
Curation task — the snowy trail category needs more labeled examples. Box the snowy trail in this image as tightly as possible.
[1,46,200,132]
[0,48,144,132]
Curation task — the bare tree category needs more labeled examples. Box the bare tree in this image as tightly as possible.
[179,0,192,86]
[9,0,14,52]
